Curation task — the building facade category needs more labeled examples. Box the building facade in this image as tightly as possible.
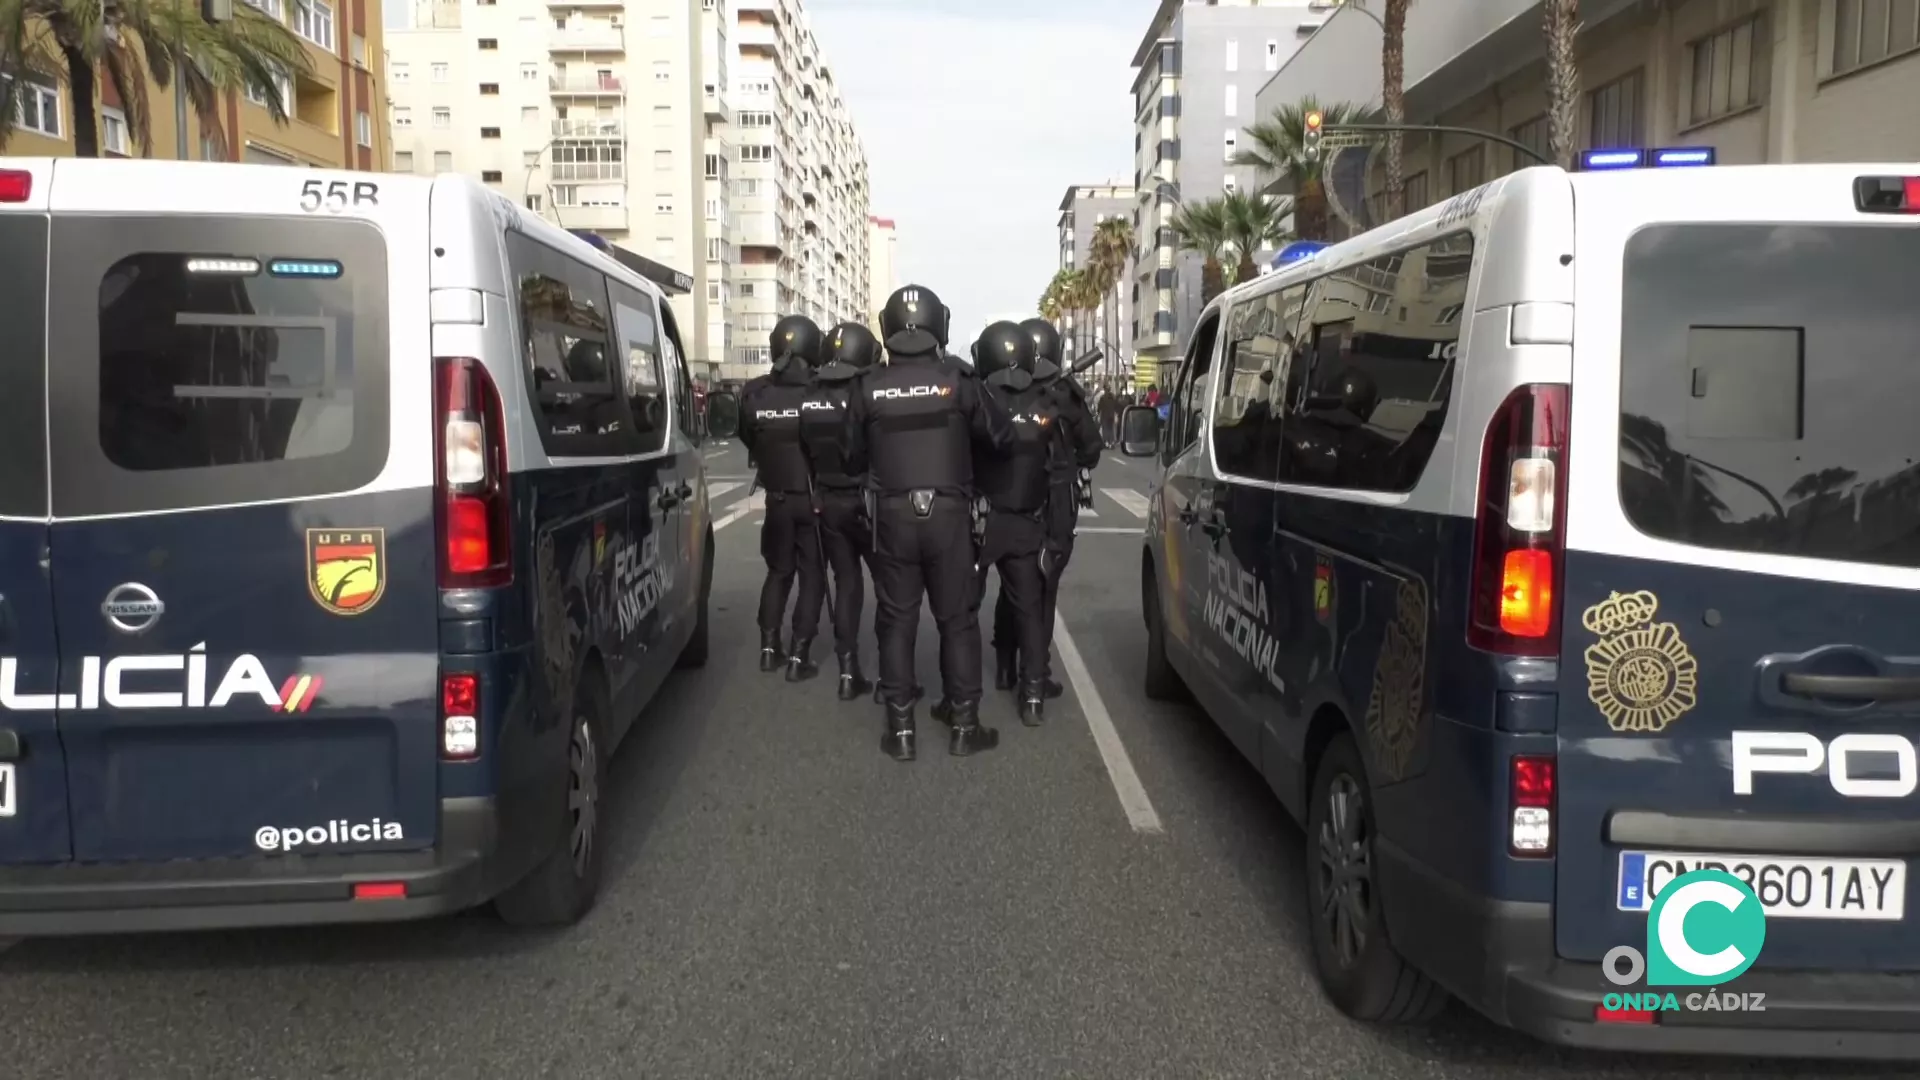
[1055,182,1136,373]
[4,0,389,169]
[724,0,872,382]
[1129,0,1332,363]
[386,0,717,375]
[866,214,897,331]
[1255,0,1920,229]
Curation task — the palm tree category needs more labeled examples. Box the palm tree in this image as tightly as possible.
[1089,216,1134,381]
[1,0,313,158]
[1381,0,1412,218]
[1167,196,1229,305]
[1220,189,1290,286]
[1064,269,1102,358]
[1542,0,1581,168]
[1233,97,1374,242]
[1040,266,1074,341]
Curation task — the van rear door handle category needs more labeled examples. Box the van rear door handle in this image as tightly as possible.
[676,483,693,500]
[1177,506,1198,525]
[656,490,681,511]
[1781,673,1920,701]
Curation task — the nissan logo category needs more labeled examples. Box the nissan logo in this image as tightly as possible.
[101,583,164,634]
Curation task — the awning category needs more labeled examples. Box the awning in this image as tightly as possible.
[569,231,693,295]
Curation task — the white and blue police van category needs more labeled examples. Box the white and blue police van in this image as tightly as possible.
[0,160,712,933]
[1119,152,1920,1058]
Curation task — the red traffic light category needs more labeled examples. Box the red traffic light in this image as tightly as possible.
[1305,110,1324,132]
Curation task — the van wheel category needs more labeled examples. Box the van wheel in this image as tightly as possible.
[1305,732,1447,1024]
[1142,567,1186,702]
[495,679,608,928]
[677,539,712,670]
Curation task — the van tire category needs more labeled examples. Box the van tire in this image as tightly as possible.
[495,677,609,928]
[1142,566,1186,702]
[1304,732,1448,1025]
[677,535,712,670]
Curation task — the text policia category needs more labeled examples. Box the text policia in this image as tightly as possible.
[1601,869,1769,1015]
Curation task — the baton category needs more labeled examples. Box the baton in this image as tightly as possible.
[802,470,836,629]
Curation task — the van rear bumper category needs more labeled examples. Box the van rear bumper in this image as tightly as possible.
[1379,837,1920,1061]
[0,797,499,936]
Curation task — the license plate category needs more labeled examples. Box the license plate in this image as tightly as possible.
[1617,850,1905,921]
[0,763,12,818]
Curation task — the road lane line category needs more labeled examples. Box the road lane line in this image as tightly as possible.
[713,491,763,532]
[1054,611,1164,835]
[706,480,744,503]
[1103,488,1150,518]
[1077,527,1143,535]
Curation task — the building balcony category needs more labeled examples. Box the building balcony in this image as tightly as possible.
[552,118,624,140]
[553,203,628,230]
[735,19,778,49]
[549,24,625,52]
[702,83,729,120]
[550,74,625,95]
[550,161,625,183]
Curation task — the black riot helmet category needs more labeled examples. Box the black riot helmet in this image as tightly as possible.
[820,321,881,379]
[1019,318,1063,381]
[971,321,1035,390]
[879,284,950,357]
[770,315,824,373]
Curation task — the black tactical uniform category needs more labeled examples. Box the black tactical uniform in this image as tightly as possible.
[738,316,827,676]
[996,318,1104,696]
[845,285,1012,761]
[800,322,881,700]
[970,322,1056,727]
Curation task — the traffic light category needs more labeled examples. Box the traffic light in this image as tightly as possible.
[1304,110,1325,160]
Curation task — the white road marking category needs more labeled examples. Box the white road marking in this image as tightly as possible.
[706,481,744,503]
[713,491,764,532]
[1077,526,1143,535]
[1080,505,1099,518]
[1054,611,1164,835]
[1103,488,1150,518]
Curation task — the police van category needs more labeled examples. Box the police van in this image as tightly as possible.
[1119,158,1920,1058]
[0,160,712,934]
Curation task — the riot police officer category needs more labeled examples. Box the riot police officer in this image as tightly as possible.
[799,322,880,700]
[845,285,1012,761]
[970,321,1055,727]
[1002,318,1103,697]
[738,315,827,676]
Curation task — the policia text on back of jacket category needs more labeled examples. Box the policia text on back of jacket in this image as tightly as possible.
[844,286,1012,761]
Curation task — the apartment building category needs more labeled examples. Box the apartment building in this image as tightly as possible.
[866,214,897,331]
[1255,0,1920,231]
[724,0,872,382]
[1055,182,1136,367]
[387,0,716,375]
[1129,0,1333,363]
[4,0,388,169]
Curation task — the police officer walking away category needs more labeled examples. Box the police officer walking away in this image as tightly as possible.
[1002,318,1104,697]
[800,321,881,700]
[846,285,1011,760]
[739,315,828,677]
[970,321,1056,727]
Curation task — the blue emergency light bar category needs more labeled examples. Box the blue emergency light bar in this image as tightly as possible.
[269,259,343,279]
[1272,241,1330,267]
[1578,146,1717,172]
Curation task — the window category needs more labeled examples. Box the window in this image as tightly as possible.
[391,62,410,83]
[432,107,450,128]
[706,237,724,261]
[521,63,540,80]
[351,33,367,67]
[101,106,129,155]
[11,78,61,137]
[656,236,673,255]
[480,126,501,139]
[526,194,542,211]
[294,0,334,49]
[1508,114,1548,170]
[393,106,413,128]
[648,14,670,36]
[1619,223,1920,567]
[1164,314,1219,466]
[244,0,282,17]
[1223,173,1238,193]
[737,110,774,127]
[63,216,390,517]
[482,170,503,182]
[478,38,498,50]
[1265,40,1281,70]
[1223,130,1237,161]
[1272,233,1471,491]
[1689,17,1760,125]
[521,106,539,123]
[394,150,414,171]
[1446,144,1484,195]
[480,82,500,95]
[201,135,222,161]
[1829,0,1920,76]
[739,144,772,162]
[653,60,670,81]
[245,67,293,111]
[653,104,671,125]
[656,197,673,214]
[1225,39,1239,72]
[505,232,625,456]
[1224,84,1238,117]
[1587,69,1644,149]
[355,110,372,147]
[433,150,453,172]
[654,149,672,170]
[1212,282,1310,479]
[432,63,449,82]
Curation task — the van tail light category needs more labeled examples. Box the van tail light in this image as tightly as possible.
[434,358,511,588]
[1853,176,1920,214]
[1468,384,1569,656]
[0,170,31,203]
[1510,753,1556,857]
[440,671,479,760]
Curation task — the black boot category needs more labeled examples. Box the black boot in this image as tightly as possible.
[784,637,820,682]
[758,630,785,673]
[946,700,1000,756]
[874,681,924,704]
[993,648,1017,691]
[1043,678,1064,699]
[881,702,916,762]
[929,698,957,725]
[1018,683,1046,727]
[835,653,872,701]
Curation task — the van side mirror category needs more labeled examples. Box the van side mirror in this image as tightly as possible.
[706,391,739,440]
[1119,405,1161,458]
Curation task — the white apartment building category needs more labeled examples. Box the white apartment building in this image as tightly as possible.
[866,214,897,332]
[724,0,872,382]
[387,0,719,378]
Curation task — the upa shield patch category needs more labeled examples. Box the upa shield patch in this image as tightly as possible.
[307,528,387,616]
[1583,590,1699,733]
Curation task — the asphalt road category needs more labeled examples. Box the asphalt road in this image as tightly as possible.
[0,442,1903,1079]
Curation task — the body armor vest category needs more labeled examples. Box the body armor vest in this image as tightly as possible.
[800,376,861,490]
[863,360,971,495]
[745,379,812,493]
[979,384,1055,513]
